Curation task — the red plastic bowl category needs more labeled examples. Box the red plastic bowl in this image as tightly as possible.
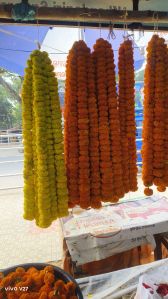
[2,262,83,299]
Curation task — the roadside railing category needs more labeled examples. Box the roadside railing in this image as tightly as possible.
[0,130,143,191]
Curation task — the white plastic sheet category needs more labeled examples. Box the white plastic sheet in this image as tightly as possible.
[77,259,168,299]
[135,271,168,299]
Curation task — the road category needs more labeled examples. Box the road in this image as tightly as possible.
[0,145,23,189]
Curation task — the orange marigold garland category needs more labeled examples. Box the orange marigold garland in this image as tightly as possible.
[105,39,125,199]
[93,39,114,202]
[142,35,168,195]
[153,36,167,191]
[76,41,91,209]
[118,42,130,193]
[93,38,125,202]
[65,41,92,209]
[64,43,79,208]
[87,51,102,209]
[141,35,156,194]
[163,48,168,187]
[118,40,138,193]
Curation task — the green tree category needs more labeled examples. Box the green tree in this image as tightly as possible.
[12,102,22,128]
[0,68,22,130]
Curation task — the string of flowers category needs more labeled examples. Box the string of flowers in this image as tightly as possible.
[64,44,79,208]
[105,39,125,200]
[87,50,102,209]
[44,53,68,218]
[142,35,167,195]
[22,50,68,228]
[118,42,130,193]
[141,36,156,195]
[163,48,168,188]
[118,40,138,193]
[22,58,35,221]
[64,41,92,209]
[93,39,114,202]
[76,41,91,209]
[152,36,167,192]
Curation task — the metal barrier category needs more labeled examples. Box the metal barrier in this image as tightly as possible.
[0,133,22,144]
[0,133,23,190]
[0,131,143,191]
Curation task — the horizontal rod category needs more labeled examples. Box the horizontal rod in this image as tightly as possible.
[0,5,168,24]
[0,186,23,191]
[0,173,22,177]
[0,147,23,150]
[1,18,168,32]
[0,160,23,164]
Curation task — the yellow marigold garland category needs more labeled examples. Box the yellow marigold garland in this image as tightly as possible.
[22,58,35,221]
[22,50,68,228]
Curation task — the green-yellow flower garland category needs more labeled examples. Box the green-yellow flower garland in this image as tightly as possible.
[22,50,68,228]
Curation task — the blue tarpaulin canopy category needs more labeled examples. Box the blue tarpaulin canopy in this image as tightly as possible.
[0,25,49,76]
[0,25,145,76]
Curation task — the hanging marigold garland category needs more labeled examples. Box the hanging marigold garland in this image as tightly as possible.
[22,50,68,228]
[22,58,35,221]
[153,37,167,192]
[93,38,124,202]
[118,39,138,193]
[163,47,168,188]
[87,51,102,209]
[64,44,79,208]
[77,41,91,209]
[105,39,125,200]
[64,41,92,209]
[92,39,114,202]
[142,35,168,195]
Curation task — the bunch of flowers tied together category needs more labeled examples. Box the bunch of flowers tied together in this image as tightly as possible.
[142,35,168,195]
[64,38,138,208]
[22,50,68,228]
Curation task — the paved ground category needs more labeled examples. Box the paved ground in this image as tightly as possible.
[0,188,64,269]
[0,144,63,269]
[0,143,168,270]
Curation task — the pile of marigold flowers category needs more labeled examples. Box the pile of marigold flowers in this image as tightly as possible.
[0,265,77,299]
[22,50,68,228]
[64,38,138,208]
[142,35,168,195]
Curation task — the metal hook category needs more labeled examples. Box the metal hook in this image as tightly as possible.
[123,9,128,40]
[153,12,159,34]
[36,6,41,49]
[107,21,116,40]
[78,21,81,40]
[99,14,102,37]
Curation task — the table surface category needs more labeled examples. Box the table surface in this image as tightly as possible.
[61,196,168,265]
[77,258,168,299]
